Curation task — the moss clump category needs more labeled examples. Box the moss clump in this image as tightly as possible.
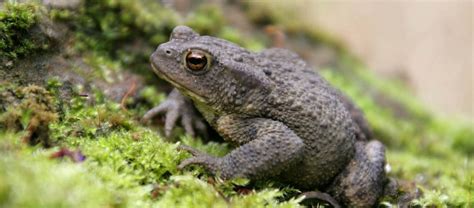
[51,0,178,66]
[81,52,126,84]
[436,120,474,156]
[0,2,49,59]
[74,131,185,185]
[186,5,265,51]
[49,93,134,141]
[185,5,226,36]
[156,175,302,208]
[0,152,115,208]
[0,84,58,147]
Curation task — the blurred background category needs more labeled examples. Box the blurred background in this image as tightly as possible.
[248,0,473,120]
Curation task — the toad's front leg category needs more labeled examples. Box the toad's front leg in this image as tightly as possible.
[143,88,207,137]
[178,115,305,180]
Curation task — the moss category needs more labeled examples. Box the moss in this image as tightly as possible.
[44,0,179,80]
[81,52,125,83]
[76,130,185,185]
[184,4,265,52]
[185,5,226,36]
[0,2,49,59]
[44,1,264,84]
[0,84,302,207]
[138,86,166,108]
[0,130,152,207]
[156,175,302,208]
[0,153,115,208]
[69,0,178,52]
[0,84,58,147]
[154,175,229,207]
[180,135,230,157]
[50,99,132,141]
[388,151,473,207]
[433,119,474,156]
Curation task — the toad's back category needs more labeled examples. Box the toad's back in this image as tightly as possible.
[255,48,356,188]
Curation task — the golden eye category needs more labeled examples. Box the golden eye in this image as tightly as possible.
[185,50,209,72]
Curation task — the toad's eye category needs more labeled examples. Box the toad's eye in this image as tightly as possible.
[185,49,210,73]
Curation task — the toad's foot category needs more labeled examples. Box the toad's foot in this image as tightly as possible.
[327,140,386,207]
[177,145,220,174]
[300,191,341,208]
[178,116,305,181]
[142,89,207,137]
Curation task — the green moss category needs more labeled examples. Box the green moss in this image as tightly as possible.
[388,151,473,207]
[0,131,151,207]
[71,0,177,52]
[155,175,229,208]
[185,4,265,51]
[180,136,230,157]
[0,83,302,207]
[185,5,226,36]
[50,100,133,141]
[0,2,48,59]
[77,130,185,185]
[431,119,474,156]
[82,52,124,83]
[138,86,166,107]
[0,84,58,146]
[0,153,115,208]
[156,175,302,208]
[48,8,73,21]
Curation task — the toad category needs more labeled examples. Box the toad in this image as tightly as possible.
[144,26,386,207]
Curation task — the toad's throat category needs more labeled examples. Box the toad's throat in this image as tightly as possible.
[150,63,207,103]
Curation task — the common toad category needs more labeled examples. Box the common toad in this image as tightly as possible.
[144,26,386,207]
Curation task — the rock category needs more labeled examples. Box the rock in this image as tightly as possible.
[42,0,82,10]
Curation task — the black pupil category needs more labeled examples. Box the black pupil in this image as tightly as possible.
[186,51,207,71]
[189,57,203,65]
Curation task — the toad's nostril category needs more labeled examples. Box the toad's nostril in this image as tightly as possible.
[157,44,173,56]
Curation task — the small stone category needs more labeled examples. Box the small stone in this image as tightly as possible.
[42,0,82,10]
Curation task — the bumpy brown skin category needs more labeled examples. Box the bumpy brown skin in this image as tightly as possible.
[147,26,386,207]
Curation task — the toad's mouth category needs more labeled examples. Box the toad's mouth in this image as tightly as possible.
[150,62,207,103]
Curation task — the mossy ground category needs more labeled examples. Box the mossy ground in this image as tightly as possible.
[1,1,473,207]
[0,2,46,59]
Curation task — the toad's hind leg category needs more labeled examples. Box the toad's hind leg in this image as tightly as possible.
[326,140,386,207]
